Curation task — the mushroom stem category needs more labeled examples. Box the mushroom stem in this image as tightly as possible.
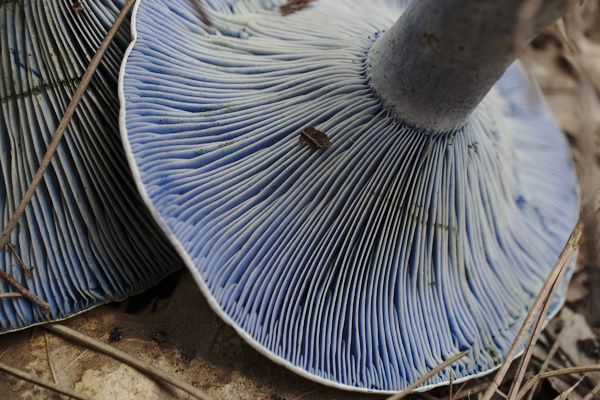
[368,0,574,132]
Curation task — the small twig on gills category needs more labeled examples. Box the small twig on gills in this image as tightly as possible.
[6,242,33,279]
[0,0,137,312]
[0,292,25,299]
[0,270,49,313]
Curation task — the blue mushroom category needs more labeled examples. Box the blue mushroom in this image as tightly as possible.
[0,0,182,332]
[121,0,579,392]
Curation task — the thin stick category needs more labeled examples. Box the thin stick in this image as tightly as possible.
[506,242,576,400]
[44,324,213,400]
[449,370,454,400]
[290,388,323,400]
[452,381,471,400]
[516,365,600,400]
[553,375,587,400]
[44,331,60,392]
[525,327,568,400]
[544,326,581,369]
[0,271,50,313]
[582,381,600,400]
[0,361,93,400]
[416,392,440,400]
[6,242,33,279]
[0,292,25,299]
[481,219,585,400]
[386,349,470,400]
[0,0,137,309]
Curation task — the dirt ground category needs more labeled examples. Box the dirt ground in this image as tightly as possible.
[1,2,600,400]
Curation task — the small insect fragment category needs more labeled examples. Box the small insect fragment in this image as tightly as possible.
[71,1,84,13]
[109,327,123,342]
[280,0,314,16]
[298,126,332,150]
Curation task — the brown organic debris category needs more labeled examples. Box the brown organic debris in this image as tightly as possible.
[297,126,332,150]
[71,1,84,13]
[280,0,314,16]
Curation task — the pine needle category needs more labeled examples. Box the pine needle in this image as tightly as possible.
[386,350,470,400]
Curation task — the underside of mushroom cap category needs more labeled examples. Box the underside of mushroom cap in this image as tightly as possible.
[120,0,579,392]
[0,0,182,333]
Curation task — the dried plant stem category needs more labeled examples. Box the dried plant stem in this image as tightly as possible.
[525,326,568,400]
[553,375,587,400]
[0,361,93,400]
[386,349,470,400]
[44,331,59,389]
[582,381,600,400]
[0,0,136,310]
[451,381,471,400]
[0,292,25,299]
[506,233,579,400]
[515,365,600,400]
[0,272,50,313]
[6,242,33,279]
[416,392,440,400]
[449,371,454,400]
[290,388,323,400]
[481,219,585,400]
[44,324,213,400]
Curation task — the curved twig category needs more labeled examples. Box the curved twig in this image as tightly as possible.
[0,361,93,400]
[516,365,600,400]
[44,324,213,400]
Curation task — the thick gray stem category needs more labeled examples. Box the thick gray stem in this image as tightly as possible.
[368,0,573,132]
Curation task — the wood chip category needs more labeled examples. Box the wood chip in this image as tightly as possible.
[280,0,313,16]
[297,126,331,150]
[71,1,84,13]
